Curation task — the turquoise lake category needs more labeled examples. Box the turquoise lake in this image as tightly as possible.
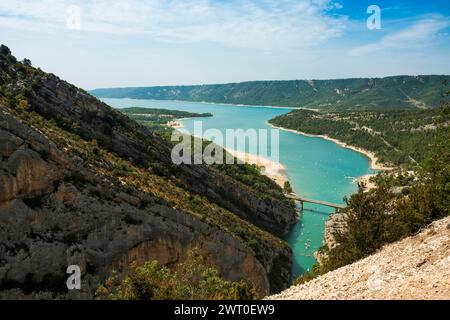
[102,98,375,278]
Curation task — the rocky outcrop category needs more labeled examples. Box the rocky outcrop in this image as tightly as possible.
[0,194,270,299]
[0,110,270,298]
[268,216,450,300]
[0,111,67,203]
[3,58,296,237]
[0,47,296,298]
[314,212,347,263]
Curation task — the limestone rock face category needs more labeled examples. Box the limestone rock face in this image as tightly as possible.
[0,130,22,157]
[0,111,270,298]
[8,65,296,237]
[0,113,66,203]
[0,49,296,299]
[314,212,347,263]
[7,149,57,198]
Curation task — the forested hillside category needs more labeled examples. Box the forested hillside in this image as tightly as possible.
[268,85,450,288]
[291,123,449,284]
[90,76,448,111]
[119,107,212,131]
[269,107,450,166]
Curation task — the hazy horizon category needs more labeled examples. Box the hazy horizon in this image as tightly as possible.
[89,74,449,91]
[1,0,449,90]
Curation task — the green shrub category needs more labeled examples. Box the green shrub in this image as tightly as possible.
[283,181,293,194]
[96,249,256,300]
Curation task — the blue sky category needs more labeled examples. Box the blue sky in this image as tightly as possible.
[1,0,449,89]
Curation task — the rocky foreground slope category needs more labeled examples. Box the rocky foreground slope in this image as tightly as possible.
[0,45,297,299]
[269,215,450,300]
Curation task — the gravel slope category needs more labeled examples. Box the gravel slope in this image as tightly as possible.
[268,216,450,300]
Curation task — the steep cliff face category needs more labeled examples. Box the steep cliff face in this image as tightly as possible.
[0,47,296,298]
[314,212,347,263]
[2,55,296,237]
[0,111,270,298]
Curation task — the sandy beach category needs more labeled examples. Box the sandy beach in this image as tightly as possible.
[167,121,288,188]
[224,148,287,188]
[268,123,395,191]
[169,120,388,191]
[166,120,183,129]
[268,123,393,171]
[355,173,378,190]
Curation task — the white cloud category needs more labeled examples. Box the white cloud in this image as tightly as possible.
[349,17,450,56]
[0,0,346,50]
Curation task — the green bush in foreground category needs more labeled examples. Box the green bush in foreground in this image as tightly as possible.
[96,250,256,300]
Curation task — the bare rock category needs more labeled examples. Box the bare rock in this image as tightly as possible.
[268,216,450,300]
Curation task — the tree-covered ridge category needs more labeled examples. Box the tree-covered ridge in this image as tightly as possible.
[119,107,212,131]
[269,107,450,166]
[295,124,450,285]
[90,75,448,111]
[121,107,212,118]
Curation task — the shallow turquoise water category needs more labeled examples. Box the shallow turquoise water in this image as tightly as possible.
[102,98,375,278]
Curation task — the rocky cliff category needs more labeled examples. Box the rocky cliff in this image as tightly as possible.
[314,212,347,263]
[269,215,450,300]
[0,46,296,299]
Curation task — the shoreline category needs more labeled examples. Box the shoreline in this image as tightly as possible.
[169,120,389,191]
[355,173,378,190]
[200,101,294,110]
[224,148,287,188]
[166,117,196,129]
[166,119,184,129]
[168,121,288,188]
[268,123,393,171]
[268,122,394,191]
[107,97,295,110]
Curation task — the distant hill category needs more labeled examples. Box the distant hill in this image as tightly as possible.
[269,107,450,166]
[90,75,449,111]
[119,107,212,131]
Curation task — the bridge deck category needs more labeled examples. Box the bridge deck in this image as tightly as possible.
[286,195,345,210]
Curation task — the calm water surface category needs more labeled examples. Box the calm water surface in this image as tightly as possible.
[102,98,375,278]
